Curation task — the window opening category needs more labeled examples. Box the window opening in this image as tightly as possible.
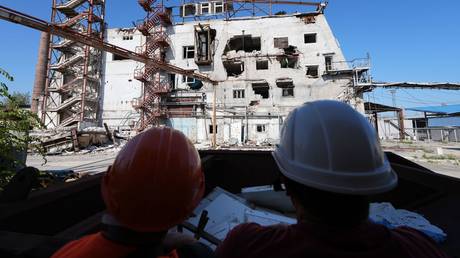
[306,65,319,78]
[256,60,269,70]
[183,46,195,59]
[304,33,317,44]
[233,89,245,99]
[252,82,269,99]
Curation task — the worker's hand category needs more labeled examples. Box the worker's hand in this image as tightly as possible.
[162,231,198,251]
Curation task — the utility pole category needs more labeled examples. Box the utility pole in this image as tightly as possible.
[212,85,217,148]
[389,89,397,108]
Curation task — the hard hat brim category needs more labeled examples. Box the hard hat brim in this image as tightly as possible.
[272,149,398,196]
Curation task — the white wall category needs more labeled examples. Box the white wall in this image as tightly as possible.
[101,14,359,144]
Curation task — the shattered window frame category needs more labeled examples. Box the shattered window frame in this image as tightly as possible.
[183,45,195,59]
[252,83,270,99]
[304,33,317,44]
[233,89,245,99]
[182,4,197,17]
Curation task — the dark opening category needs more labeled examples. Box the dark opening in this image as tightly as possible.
[209,124,218,133]
[304,33,317,44]
[274,37,289,49]
[256,60,269,70]
[306,65,319,78]
[233,89,245,99]
[183,46,195,59]
[279,56,297,68]
[169,74,176,89]
[325,56,333,71]
[181,4,196,17]
[223,61,244,76]
[113,54,129,61]
[252,82,269,99]
[224,35,261,54]
[277,79,294,97]
[256,125,266,132]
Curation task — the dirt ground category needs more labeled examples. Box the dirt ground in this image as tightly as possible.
[27,141,460,178]
[381,140,460,178]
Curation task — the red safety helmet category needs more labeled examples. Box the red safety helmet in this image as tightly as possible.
[101,127,204,232]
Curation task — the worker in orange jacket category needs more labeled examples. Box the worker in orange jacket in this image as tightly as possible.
[217,100,448,258]
[52,127,214,258]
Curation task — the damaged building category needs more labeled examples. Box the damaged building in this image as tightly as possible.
[35,1,371,146]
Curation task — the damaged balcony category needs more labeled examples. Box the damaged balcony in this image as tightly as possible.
[324,56,372,87]
[194,24,216,65]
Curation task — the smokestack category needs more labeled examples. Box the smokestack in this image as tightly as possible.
[32,32,50,114]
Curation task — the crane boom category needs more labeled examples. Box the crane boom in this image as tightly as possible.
[0,5,217,84]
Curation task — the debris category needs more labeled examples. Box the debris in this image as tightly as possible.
[369,202,447,243]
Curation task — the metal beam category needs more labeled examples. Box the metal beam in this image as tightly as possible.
[0,5,217,84]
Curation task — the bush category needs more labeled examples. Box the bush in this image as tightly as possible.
[0,68,45,190]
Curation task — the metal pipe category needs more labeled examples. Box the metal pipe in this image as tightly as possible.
[32,32,50,114]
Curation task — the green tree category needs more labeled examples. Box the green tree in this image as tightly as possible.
[0,68,45,190]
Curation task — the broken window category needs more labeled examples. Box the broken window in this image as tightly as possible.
[277,78,294,97]
[113,54,129,61]
[223,61,244,76]
[200,2,210,15]
[122,35,133,40]
[181,4,196,17]
[182,75,195,84]
[195,24,216,65]
[274,37,289,49]
[256,124,266,133]
[209,124,218,134]
[256,60,269,70]
[304,33,317,44]
[252,82,269,99]
[306,65,319,78]
[233,89,245,99]
[183,46,195,59]
[279,56,297,68]
[223,35,261,54]
[325,55,333,71]
[282,88,294,97]
[213,1,224,13]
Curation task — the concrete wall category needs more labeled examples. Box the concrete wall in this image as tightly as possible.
[101,29,144,129]
[101,13,359,144]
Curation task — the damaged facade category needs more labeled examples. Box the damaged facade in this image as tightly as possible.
[72,7,371,145]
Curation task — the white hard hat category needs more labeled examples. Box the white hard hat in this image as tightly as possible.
[273,100,397,195]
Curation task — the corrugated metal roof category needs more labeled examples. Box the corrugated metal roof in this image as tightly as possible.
[406,104,460,115]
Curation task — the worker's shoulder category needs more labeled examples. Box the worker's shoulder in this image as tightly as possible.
[391,227,449,258]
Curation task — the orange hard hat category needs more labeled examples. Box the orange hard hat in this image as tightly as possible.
[101,127,204,232]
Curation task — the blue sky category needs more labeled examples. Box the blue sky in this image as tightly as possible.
[0,0,459,110]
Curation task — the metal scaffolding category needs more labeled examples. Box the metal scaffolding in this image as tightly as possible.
[42,0,106,128]
[133,0,173,131]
